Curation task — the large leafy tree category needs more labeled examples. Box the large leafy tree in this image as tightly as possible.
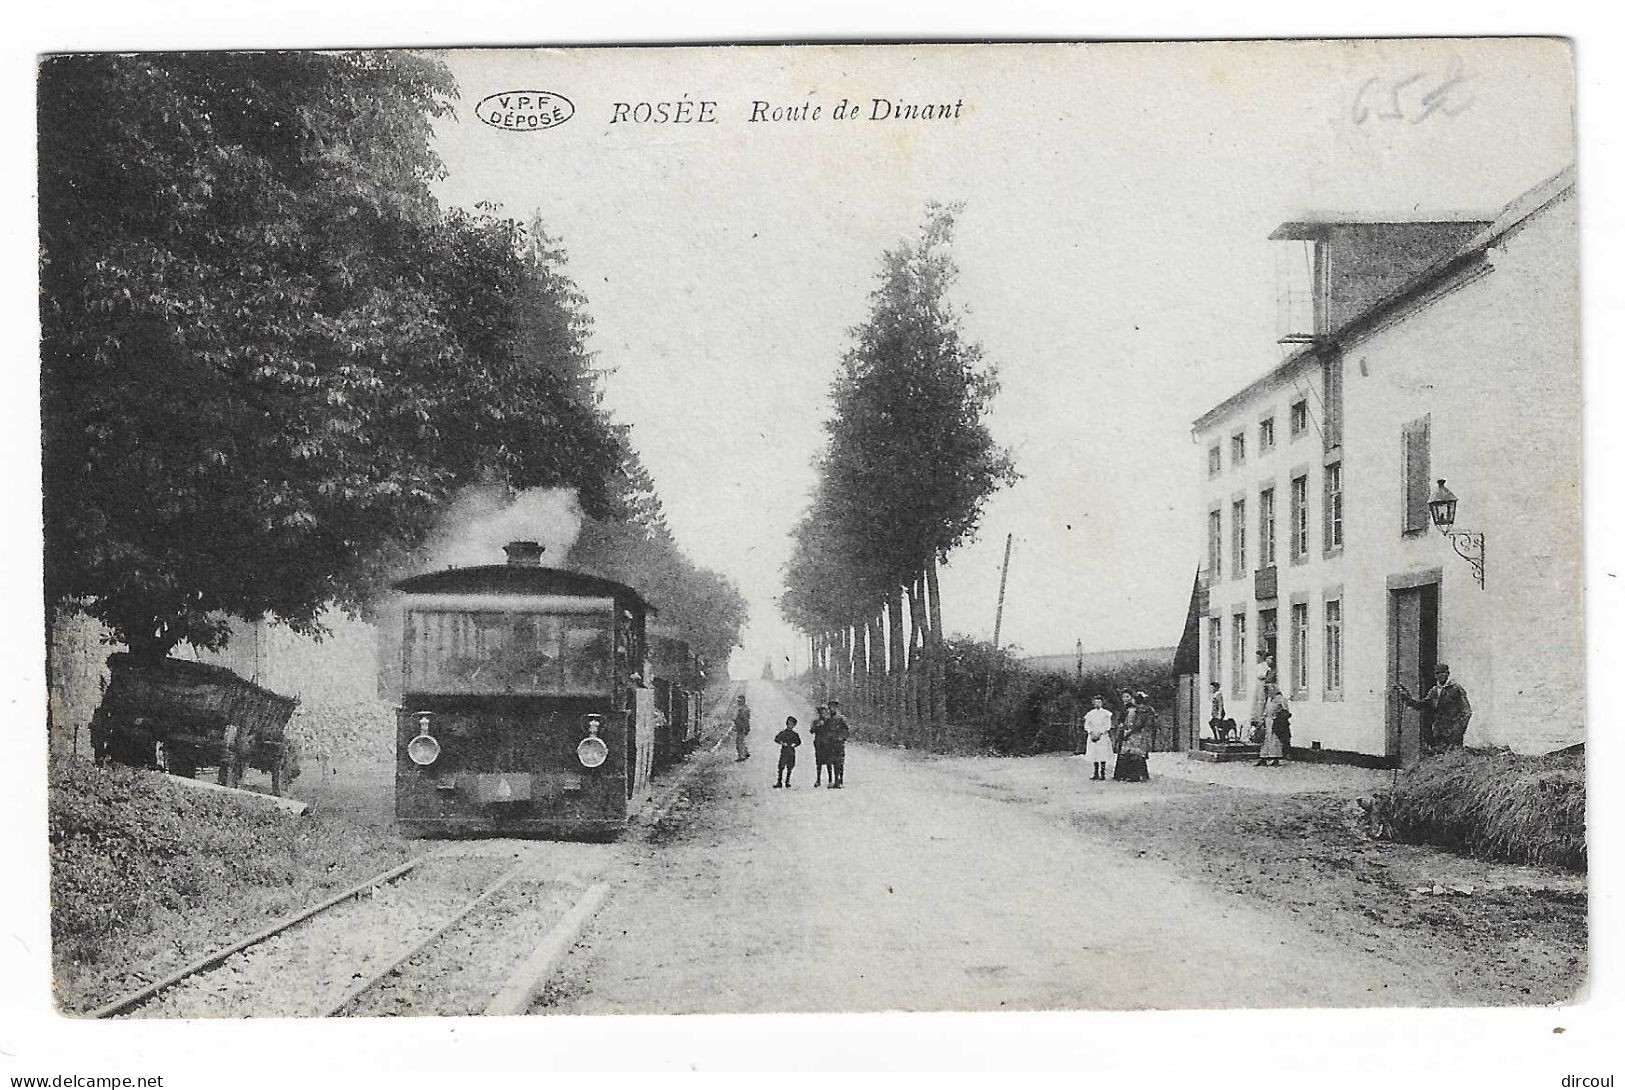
[39,53,624,657]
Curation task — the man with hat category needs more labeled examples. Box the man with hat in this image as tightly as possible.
[1395,664,1473,755]
[824,699,851,788]
[809,702,833,786]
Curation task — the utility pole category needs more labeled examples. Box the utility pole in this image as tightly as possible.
[992,533,1013,649]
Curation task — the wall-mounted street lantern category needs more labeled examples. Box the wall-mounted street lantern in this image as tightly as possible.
[1428,479,1485,589]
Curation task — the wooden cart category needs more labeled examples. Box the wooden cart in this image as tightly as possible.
[90,654,301,795]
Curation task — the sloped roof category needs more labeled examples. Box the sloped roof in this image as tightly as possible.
[1268,212,1490,240]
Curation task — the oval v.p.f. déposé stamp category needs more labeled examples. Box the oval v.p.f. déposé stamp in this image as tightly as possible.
[475,90,575,132]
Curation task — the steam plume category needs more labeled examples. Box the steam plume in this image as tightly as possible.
[422,485,586,571]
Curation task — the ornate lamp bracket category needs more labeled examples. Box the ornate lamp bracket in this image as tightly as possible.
[1440,529,1486,589]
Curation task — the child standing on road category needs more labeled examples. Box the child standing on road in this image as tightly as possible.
[825,700,850,788]
[773,716,802,788]
[810,703,832,786]
[1083,694,1115,781]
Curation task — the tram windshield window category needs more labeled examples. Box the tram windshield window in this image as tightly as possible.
[405,610,613,695]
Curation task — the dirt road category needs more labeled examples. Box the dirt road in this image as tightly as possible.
[541,680,1473,1013]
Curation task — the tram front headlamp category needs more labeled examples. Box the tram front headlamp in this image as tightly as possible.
[408,711,440,767]
[576,714,609,769]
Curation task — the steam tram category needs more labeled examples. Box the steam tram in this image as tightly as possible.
[387,540,670,839]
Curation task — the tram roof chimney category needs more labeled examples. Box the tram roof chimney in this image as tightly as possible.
[503,540,545,567]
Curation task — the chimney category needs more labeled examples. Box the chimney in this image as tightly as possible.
[503,540,545,567]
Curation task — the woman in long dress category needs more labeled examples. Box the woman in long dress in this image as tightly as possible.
[1248,649,1273,739]
[1114,691,1154,782]
[1256,683,1287,766]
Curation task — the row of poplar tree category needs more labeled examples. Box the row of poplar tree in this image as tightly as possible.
[778,206,1018,743]
[39,51,745,671]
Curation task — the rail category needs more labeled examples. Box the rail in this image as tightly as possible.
[88,853,434,1019]
[321,860,532,1017]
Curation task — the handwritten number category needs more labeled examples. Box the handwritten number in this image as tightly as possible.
[1353,59,1472,125]
[1413,57,1474,123]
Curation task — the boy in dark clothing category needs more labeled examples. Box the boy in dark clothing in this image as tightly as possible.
[809,704,832,786]
[825,700,850,788]
[773,716,802,788]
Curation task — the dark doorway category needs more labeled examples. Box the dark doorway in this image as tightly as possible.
[1388,581,1439,764]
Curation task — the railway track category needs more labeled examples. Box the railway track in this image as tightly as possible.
[86,696,733,1020]
[92,850,575,1019]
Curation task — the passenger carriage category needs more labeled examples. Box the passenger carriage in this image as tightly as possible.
[649,626,706,771]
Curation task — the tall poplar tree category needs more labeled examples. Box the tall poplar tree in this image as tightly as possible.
[781,204,1016,729]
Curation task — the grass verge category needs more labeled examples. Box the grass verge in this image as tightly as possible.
[1382,746,1585,872]
[49,760,411,1013]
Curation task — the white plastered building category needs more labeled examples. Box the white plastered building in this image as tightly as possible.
[1193,166,1581,764]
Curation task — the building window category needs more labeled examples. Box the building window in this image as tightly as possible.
[1259,486,1277,567]
[1289,474,1309,562]
[1322,355,1344,450]
[1290,399,1309,438]
[1208,617,1224,696]
[1231,612,1247,698]
[1324,461,1344,552]
[1402,416,1431,534]
[1231,498,1247,579]
[1231,431,1246,467]
[1324,598,1344,695]
[1208,443,1222,478]
[1207,508,1222,578]
[1260,416,1276,452]
[1290,602,1310,694]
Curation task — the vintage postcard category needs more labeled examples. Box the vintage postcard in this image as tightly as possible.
[32,37,1584,1035]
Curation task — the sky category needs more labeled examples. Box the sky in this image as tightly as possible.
[425,40,1575,677]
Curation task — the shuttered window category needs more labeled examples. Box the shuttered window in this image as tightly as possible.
[1324,598,1344,694]
[1231,613,1247,697]
[1231,498,1247,579]
[1323,355,1344,450]
[1259,487,1277,567]
[1402,417,1431,533]
[1208,618,1224,694]
[1290,474,1309,561]
[1324,461,1343,552]
[1290,603,1310,694]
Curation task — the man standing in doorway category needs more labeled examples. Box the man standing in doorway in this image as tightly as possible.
[1395,663,1473,754]
[733,693,752,762]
